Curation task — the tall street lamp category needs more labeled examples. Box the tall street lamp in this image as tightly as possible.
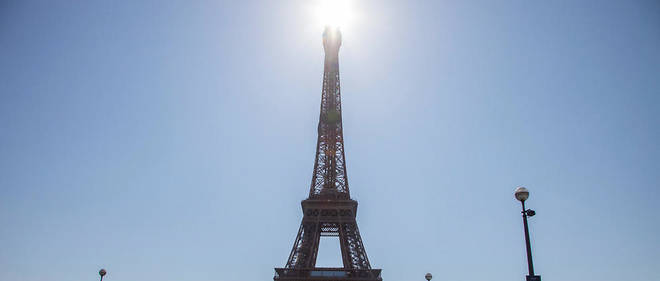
[515,187,541,281]
[99,269,107,281]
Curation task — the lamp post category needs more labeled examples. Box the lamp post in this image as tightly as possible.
[515,187,540,281]
[99,269,107,281]
[425,273,432,281]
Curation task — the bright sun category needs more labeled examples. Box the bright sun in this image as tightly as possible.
[315,0,354,28]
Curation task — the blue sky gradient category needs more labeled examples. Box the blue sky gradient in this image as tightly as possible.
[1,1,659,281]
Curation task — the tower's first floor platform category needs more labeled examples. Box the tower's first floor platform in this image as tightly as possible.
[274,268,382,281]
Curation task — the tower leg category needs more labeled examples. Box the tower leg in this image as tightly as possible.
[286,222,320,269]
[340,222,371,269]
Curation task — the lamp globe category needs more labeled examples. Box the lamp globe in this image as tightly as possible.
[515,187,529,202]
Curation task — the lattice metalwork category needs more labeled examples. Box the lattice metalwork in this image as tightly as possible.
[286,222,319,269]
[309,27,350,200]
[276,27,381,281]
[341,223,371,269]
[321,223,340,236]
[284,221,372,270]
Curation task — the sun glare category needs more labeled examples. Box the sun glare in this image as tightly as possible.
[315,0,353,29]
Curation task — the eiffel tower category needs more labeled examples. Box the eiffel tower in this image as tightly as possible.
[273,27,382,281]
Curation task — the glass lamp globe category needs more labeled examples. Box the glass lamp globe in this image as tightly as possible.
[425,273,432,281]
[515,187,529,202]
[99,269,107,277]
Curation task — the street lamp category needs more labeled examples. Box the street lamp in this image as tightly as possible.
[99,269,107,281]
[425,273,432,281]
[515,187,541,281]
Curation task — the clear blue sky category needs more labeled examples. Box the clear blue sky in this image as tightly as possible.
[1,1,659,281]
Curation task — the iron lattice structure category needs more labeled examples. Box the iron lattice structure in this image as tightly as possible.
[274,27,382,281]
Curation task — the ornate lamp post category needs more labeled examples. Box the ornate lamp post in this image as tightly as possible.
[425,273,432,281]
[99,269,107,281]
[515,187,541,281]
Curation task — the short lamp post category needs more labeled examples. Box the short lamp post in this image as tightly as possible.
[99,269,107,281]
[515,187,541,281]
[425,273,432,281]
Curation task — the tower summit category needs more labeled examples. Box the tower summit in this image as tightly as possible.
[274,27,382,281]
